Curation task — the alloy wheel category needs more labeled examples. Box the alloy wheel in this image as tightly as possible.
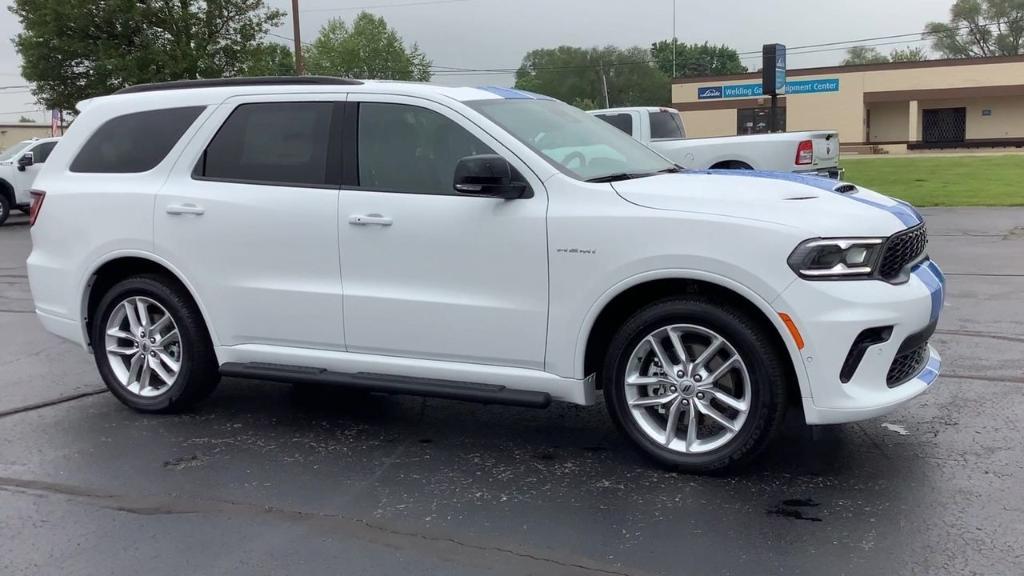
[624,324,751,454]
[104,296,183,397]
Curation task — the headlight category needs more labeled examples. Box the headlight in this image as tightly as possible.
[787,238,885,279]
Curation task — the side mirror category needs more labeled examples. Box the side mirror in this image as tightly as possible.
[17,152,34,171]
[453,154,532,199]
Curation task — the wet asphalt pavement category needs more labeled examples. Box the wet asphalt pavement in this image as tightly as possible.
[1,209,1022,575]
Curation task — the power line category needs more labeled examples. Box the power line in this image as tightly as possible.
[299,0,471,13]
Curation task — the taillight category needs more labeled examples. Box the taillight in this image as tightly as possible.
[795,140,814,165]
[29,189,45,226]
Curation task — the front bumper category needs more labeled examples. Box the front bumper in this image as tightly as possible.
[776,260,945,425]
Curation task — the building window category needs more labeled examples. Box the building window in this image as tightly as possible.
[737,107,786,135]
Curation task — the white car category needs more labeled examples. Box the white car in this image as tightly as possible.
[590,106,842,178]
[0,137,60,225]
[27,79,943,473]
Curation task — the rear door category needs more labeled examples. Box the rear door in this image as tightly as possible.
[155,95,346,351]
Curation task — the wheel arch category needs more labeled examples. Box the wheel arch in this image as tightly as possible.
[577,271,808,406]
[709,160,754,170]
[0,178,13,204]
[81,252,219,351]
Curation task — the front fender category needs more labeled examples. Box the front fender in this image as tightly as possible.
[568,268,811,400]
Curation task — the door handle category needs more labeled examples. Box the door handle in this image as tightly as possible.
[166,203,205,216]
[349,214,393,226]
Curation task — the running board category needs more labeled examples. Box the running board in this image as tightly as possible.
[219,362,552,408]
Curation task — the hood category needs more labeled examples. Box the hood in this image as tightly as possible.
[612,170,921,237]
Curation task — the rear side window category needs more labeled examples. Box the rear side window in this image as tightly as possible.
[199,102,334,187]
[649,111,685,140]
[70,107,204,173]
[596,113,633,136]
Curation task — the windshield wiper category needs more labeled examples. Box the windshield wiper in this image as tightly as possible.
[586,167,681,183]
[586,172,641,183]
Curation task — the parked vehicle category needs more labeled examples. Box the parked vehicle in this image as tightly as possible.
[590,106,842,178]
[0,137,60,225]
[27,79,942,473]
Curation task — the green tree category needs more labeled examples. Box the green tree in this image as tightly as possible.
[514,45,670,108]
[10,0,285,111]
[890,46,929,62]
[925,0,1024,57]
[17,115,34,123]
[305,12,431,81]
[650,41,747,79]
[842,45,891,65]
[243,42,295,76]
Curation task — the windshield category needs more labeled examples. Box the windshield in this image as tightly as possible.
[0,141,33,162]
[467,99,675,182]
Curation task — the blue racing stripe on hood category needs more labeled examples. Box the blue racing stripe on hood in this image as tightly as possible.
[704,169,922,228]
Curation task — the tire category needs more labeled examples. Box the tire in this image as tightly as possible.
[602,297,788,474]
[0,194,9,226]
[91,274,220,412]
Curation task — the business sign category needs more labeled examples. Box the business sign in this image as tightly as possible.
[696,78,840,100]
[697,86,724,100]
[762,44,786,96]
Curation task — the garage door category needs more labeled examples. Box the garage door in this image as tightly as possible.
[922,108,966,144]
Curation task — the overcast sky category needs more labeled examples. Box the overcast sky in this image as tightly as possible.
[1,0,954,124]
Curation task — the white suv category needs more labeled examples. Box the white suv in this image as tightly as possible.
[0,137,60,225]
[27,78,944,472]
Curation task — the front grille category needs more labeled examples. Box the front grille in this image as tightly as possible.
[879,224,928,280]
[887,342,929,388]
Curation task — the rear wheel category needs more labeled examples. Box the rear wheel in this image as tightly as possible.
[92,274,219,412]
[602,297,788,473]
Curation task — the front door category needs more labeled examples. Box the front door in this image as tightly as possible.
[12,140,57,201]
[155,96,346,351]
[338,95,549,369]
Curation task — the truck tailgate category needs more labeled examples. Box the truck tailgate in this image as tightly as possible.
[808,131,840,169]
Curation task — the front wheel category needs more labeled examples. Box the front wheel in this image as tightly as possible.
[602,297,788,473]
[92,274,220,412]
[0,195,10,226]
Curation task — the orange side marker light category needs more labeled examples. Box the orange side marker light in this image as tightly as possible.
[779,313,805,350]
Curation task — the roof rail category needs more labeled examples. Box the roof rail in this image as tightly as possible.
[114,76,363,95]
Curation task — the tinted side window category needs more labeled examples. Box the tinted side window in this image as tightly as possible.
[200,102,334,187]
[358,102,495,195]
[30,141,56,163]
[70,107,204,173]
[649,111,685,140]
[596,113,633,136]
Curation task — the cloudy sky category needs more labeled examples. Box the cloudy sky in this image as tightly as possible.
[1,0,954,124]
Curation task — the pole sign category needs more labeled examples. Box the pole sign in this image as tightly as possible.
[762,44,786,96]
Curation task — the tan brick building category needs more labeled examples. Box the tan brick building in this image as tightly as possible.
[0,123,55,150]
[672,55,1024,153]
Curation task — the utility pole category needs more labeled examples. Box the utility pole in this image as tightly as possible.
[600,63,610,108]
[291,0,305,75]
[672,0,676,78]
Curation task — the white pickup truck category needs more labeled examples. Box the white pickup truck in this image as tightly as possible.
[590,107,842,178]
[0,137,61,225]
